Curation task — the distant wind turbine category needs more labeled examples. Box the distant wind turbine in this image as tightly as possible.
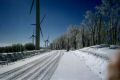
[44,36,49,48]
[29,28,35,45]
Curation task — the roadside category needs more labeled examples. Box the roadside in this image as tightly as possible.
[51,51,101,80]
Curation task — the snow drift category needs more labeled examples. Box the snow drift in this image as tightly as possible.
[73,45,120,80]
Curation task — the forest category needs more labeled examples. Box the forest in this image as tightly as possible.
[50,0,120,50]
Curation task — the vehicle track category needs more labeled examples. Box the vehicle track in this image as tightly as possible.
[40,52,64,80]
[5,53,58,80]
[0,51,58,80]
[0,52,54,79]
[31,53,63,80]
[20,53,59,80]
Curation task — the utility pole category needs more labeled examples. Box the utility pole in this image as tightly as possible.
[36,0,40,50]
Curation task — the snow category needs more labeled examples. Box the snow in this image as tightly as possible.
[81,45,119,59]
[72,45,120,80]
[0,46,119,80]
[0,50,64,80]
[0,50,56,74]
[51,52,101,80]
[73,50,107,80]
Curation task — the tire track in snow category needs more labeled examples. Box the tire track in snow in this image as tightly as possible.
[5,53,57,80]
[40,52,64,80]
[20,53,59,80]
[0,52,53,79]
[22,51,63,80]
[0,51,58,80]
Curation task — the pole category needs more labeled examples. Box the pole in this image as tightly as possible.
[36,0,40,50]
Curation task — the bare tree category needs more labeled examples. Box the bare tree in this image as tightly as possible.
[84,11,97,45]
[96,0,120,44]
[67,26,79,49]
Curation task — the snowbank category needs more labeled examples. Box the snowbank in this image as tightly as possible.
[73,45,120,80]
[81,45,119,59]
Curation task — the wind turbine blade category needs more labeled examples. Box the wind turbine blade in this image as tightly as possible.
[30,14,46,40]
[40,27,44,39]
[31,14,46,25]
[30,23,43,38]
[39,14,46,40]
[30,0,35,14]
[40,14,46,25]
[31,24,36,25]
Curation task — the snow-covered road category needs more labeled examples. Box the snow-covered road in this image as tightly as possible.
[0,51,63,80]
[0,50,102,80]
[51,51,101,80]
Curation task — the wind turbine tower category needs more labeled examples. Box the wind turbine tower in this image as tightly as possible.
[30,0,40,50]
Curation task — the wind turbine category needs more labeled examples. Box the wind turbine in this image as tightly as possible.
[30,14,46,48]
[29,28,35,45]
[30,0,40,50]
[44,40,47,48]
[44,36,49,48]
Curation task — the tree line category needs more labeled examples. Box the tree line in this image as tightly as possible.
[0,43,35,53]
[50,0,120,50]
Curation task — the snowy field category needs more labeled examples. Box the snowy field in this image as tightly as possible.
[0,45,119,80]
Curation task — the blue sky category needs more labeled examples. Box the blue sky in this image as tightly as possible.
[0,0,101,46]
